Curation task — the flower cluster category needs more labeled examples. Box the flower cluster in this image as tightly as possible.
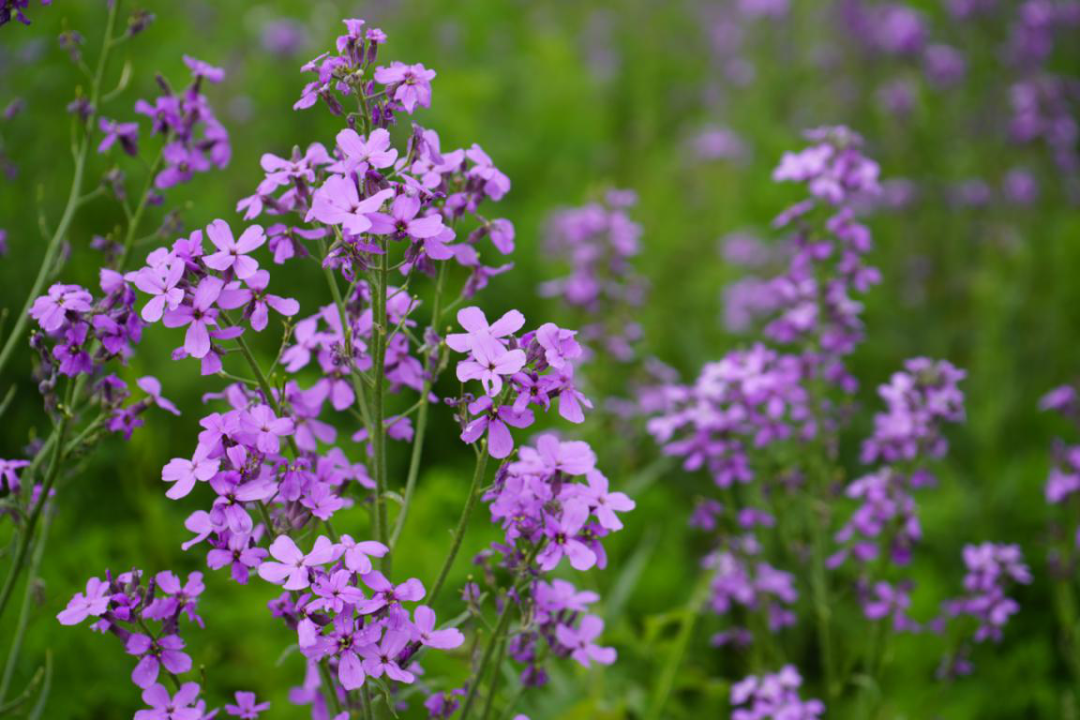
[477,434,631,683]
[730,665,824,720]
[98,56,231,192]
[58,569,203,689]
[540,190,647,362]
[130,219,298,373]
[451,307,591,458]
[831,358,967,573]
[938,543,1031,677]
[706,541,798,646]
[237,22,513,292]
[647,344,810,487]
[259,534,463,694]
[294,18,431,121]
[1040,384,1080,550]
[860,358,967,467]
[768,127,881,369]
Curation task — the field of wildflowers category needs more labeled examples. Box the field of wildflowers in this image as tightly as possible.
[1,1,1079,718]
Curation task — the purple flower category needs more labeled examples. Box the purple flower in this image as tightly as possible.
[0,458,29,494]
[126,633,192,689]
[134,683,203,720]
[162,276,224,359]
[580,471,635,531]
[242,404,295,454]
[225,691,270,719]
[257,535,341,590]
[203,220,266,280]
[446,306,525,354]
[373,62,436,113]
[456,334,526,397]
[56,577,110,625]
[554,615,616,667]
[361,630,415,682]
[156,142,211,189]
[30,284,93,332]
[339,535,389,574]
[730,666,824,720]
[133,257,186,322]
[161,446,220,500]
[412,605,464,649]
[538,500,596,571]
[183,55,225,83]
[460,395,534,459]
[308,178,393,235]
[137,376,181,416]
[336,127,397,172]
[98,118,139,156]
[367,194,446,242]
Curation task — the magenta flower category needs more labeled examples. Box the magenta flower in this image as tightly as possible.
[126,633,193,689]
[308,178,394,235]
[203,220,266,280]
[339,534,389,574]
[257,535,341,590]
[368,194,446,242]
[446,306,525,354]
[534,323,582,370]
[456,334,526,397]
[133,258,185,322]
[465,144,511,200]
[361,630,415,682]
[134,683,203,720]
[460,395,534,459]
[308,569,367,614]
[183,55,225,83]
[242,270,300,331]
[555,615,616,667]
[56,577,110,625]
[30,283,92,332]
[373,61,436,114]
[412,606,464,649]
[242,404,295,454]
[155,142,211,189]
[358,571,425,614]
[162,276,224,359]
[0,458,29,494]
[137,376,181,416]
[514,434,596,477]
[161,446,220,500]
[538,500,596,571]
[98,117,139,155]
[225,691,270,719]
[336,127,397,172]
[580,470,635,531]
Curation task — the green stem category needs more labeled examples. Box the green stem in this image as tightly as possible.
[361,685,376,720]
[645,570,711,720]
[390,264,447,549]
[479,636,509,720]
[318,660,344,716]
[0,413,71,624]
[0,504,55,703]
[116,150,165,270]
[461,594,517,720]
[0,0,120,383]
[318,235,374,437]
[370,241,390,565]
[428,445,489,605]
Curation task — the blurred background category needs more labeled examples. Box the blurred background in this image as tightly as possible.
[1,0,1079,717]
